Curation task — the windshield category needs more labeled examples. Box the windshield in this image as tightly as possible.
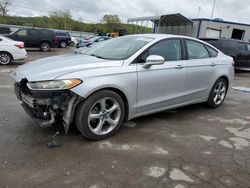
[84,35,154,60]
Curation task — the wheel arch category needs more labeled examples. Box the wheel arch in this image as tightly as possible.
[81,87,130,121]
[40,40,51,45]
[0,51,13,61]
[218,75,229,88]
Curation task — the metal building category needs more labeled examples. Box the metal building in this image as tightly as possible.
[127,13,250,42]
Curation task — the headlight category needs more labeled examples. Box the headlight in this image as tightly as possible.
[27,79,82,90]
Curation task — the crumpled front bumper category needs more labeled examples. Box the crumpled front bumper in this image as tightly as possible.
[14,80,81,133]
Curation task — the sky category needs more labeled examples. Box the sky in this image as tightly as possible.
[9,0,250,24]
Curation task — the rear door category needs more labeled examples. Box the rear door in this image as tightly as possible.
[12,29,28,45]
[136,38,187,113]
[27,29,40,47]
[184,39,218,102]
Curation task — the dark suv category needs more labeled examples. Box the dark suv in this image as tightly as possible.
[54,31,71,48]
[6,28,58,52]
[203,38,250,71]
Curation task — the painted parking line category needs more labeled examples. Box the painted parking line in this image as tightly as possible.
[0,68,12,73]
[232,86,250,93]
[0,85,13,89]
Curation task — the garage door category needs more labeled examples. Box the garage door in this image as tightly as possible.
[206,29,221,38]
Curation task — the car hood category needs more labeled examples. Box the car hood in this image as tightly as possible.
[11,54,123,82]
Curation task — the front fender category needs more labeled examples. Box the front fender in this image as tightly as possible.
[68,71,138,119]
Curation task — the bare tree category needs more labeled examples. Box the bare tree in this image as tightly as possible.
[0,0,12,17]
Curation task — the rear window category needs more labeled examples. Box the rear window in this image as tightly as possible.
[247,44,250,52]
[238,43,246,51]
[40,30,53,36]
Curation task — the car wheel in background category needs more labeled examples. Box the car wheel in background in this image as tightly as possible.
[60,41,67,48]
[40,42,51,52]
[0,52,12,65]
[75,90,125,140]
[69,41,74,46]
[206,78,228,108]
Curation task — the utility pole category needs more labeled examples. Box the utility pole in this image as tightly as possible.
[64,15,67,30]
[197,6,201,18]
[207,0,217,36]
[210,0,217,21]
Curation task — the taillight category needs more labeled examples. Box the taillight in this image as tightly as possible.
[53,36,58,44]
[15,44,24,49]
[232,60,235,67]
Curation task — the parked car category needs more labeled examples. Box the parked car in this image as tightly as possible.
[54,31,71,48]
[6,28,58,52]
[203,38,250,71]
[11,34,234,140]
[76,36,111,48]
[0,27,11,34]
[70,36,78,46]
[0,35,27,65]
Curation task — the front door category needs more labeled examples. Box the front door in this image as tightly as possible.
[27,29,40,47]
[136,39,187,114]
[12,29,28,46]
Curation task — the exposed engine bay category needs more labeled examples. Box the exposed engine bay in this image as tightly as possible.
[14,79,81,133]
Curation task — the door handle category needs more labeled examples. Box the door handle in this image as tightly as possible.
[175,65,184,69]
[211,63,216,67]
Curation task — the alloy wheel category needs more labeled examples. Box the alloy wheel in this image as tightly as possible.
[0,53,11,65]
[41,43,50,52]
[87,97,121,135]
[213,81,226,105]
[60,41,67,48]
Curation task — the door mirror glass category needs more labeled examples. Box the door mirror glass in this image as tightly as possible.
[143,55,165,68]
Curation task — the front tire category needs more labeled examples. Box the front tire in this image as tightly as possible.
[206,78,228,108]
[75,90,125,140]
[0,52,12,65]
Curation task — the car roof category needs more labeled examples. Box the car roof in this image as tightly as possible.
[202,38,249,44]
[129,33,206,41]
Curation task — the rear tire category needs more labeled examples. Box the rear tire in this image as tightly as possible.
[40,42,51,52]
[69,41,74,46]
[0,52,12,65]
[75,90,125,140]
[60,41,67,48]
[206,78,228,108]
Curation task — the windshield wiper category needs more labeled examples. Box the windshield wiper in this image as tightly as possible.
[90,54,108,60]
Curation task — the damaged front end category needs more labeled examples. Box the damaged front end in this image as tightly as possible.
[14,79,81,133]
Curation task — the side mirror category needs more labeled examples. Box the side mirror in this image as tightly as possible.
[143,55,165,68]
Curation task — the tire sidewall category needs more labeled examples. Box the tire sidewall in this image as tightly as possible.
[75,90,125,140]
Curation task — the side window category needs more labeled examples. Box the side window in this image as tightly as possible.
[140,39,182,63]
[206,45,218,57]
[238,43,246,51]
[186,40,209,59]
[16,30,27,37]
[29,30,39,36]
[246,44,250,52]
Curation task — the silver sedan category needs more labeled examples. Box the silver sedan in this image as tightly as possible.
[11,34,234,140]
